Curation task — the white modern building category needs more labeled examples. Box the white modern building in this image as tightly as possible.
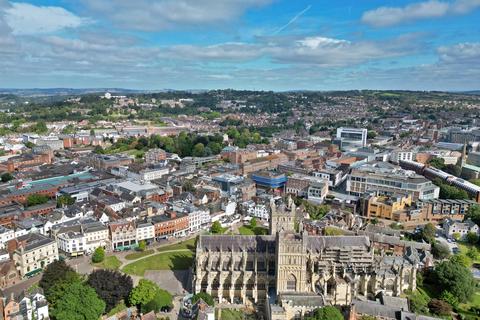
[390,150,414,164]
[136,222,155,242]
[336,127,368,148]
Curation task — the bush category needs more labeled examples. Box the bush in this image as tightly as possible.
[138,240,146,252]
[305,306,343,320]
[428,298,452,316]
[92,247,105,263]
[408,290,430,314]
[1,172,13,182]
[192,292,215,307]
[440,291,459,309]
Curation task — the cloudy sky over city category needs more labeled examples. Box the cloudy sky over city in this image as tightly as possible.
[0,0,479,90]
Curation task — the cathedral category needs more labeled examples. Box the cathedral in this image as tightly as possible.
[193,197,418,319]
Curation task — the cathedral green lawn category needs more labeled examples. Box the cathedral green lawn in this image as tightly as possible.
[238,225,268,235]
[94,255,122,270]
[125,249,154,260]
[157,238,196,252]
[122,251,194,276]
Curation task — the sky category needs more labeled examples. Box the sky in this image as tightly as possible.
[0,0,479,91]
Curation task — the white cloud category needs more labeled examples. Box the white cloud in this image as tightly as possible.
[166,35,422,67]
[4,2,91,35]
[362,0,480,27]
[82,0,272,31]
[437,42,480,63]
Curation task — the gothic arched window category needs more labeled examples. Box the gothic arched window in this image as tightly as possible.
[286,274,297,291]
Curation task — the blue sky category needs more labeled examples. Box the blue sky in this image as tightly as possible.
[0,0,479,91]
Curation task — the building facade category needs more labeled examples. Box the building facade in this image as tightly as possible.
[10,233,59,277]
[194,198,417,320]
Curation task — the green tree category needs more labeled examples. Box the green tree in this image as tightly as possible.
[92,247,105,263]
[26,194,49,207]
[138,240,146,252]
[250,218,257,229]
[465,205,480,226]
[191,292,215,307]
[93,145,105,154]
[192,143,205,157]
[466,232,479,244]
[305,306,343,320]
[433,258,475,302]
[432,242,450,260]
[408,290,430,314]
[440,291,459,309]
[420,223,436,243]
[435,180,469,200]
[210,221,223,234]
[450,253,472,267]
[141,288,173,313]
[367,130,377,139]
[1,172,13,182]
[50,281,105,320]
[452,232,461,241]
[87,269,133,313]
[56,195,75,208]
[33,121,48,134]
[39,260,79,298]
[467,247,479,260]
[129,279,157,307]
[428,157,446,170]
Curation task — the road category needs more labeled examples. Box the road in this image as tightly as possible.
[3,275,41,298]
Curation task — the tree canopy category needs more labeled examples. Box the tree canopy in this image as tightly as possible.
[129,279,158,307]
[465,205,480,226]
[49,281,105,320]
[92,247,105,263]
[26,194,49,207]
[305,306,343,320]
[87,270,133,312]
[210,221,224,234]
[39,260,78,296]
[433,258,475,303]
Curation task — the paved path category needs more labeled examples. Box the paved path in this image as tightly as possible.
[120,248,192,268]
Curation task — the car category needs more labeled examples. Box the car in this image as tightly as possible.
[447,239,452,243]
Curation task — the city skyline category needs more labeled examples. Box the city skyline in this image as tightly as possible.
[0,0,480,91]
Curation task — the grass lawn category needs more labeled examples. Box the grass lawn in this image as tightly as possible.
[94,255,122,270]
[457,242,480,264]
[125,249,154,260]
[157,238,196,252]
[238,225,268,235]
[458,291,480,319]
[107,300,127,317]
[217,309,256,320]
[122,251,194,276]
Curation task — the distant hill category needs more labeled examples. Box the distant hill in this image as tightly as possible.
[0,88,168,97]
[460,90,480,95]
